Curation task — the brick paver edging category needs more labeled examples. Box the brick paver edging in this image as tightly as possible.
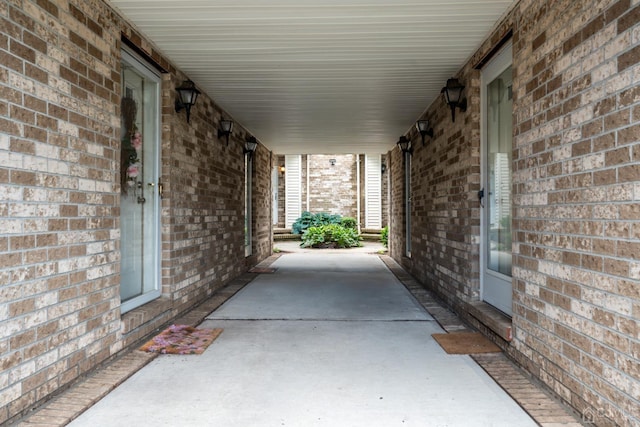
[12,352,156,426]
[13,252,582,426]
[379,255,584,427]
[9,263,273,427]
[473,354,584,427]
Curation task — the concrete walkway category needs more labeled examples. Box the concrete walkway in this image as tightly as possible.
[68,251,538,427]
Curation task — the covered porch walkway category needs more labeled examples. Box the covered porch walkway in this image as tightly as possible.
[17,246,580,426]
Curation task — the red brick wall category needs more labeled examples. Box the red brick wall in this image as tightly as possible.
[0,0,272,422]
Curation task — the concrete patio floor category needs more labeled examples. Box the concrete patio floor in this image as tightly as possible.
[68,252,536,427]
[15,245,583,426]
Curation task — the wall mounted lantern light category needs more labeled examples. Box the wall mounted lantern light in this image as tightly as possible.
[329,158,336,166]
[218,119,234,145]
[441,78,467,122]
[397,135,412,155]
[279,165,286,174]
[244,136,258,159]
[175,80,201,123]
[415,120,434,146]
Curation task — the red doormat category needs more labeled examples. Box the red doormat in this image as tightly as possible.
[139,324,223,355]
[432,332,501,354]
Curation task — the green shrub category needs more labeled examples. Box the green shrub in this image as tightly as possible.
[291,211,314,234]
[301,224,362,248]
[340,217,357,230]
[300,226,327,247]
[292,211,342,234]
[381,226,389,247]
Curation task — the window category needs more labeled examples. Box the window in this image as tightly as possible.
[245,153,252,257]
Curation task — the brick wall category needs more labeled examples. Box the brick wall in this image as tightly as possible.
[387,0,639,425]
[276,154,285,228]
[381,154,389,227]
[511,1,639,424]
[0,0,272,423]
[301,154,308,213]
[0,1,123,420]
[276,153,378,227]
[388,148,406,257]
[307,154,358,218]
[249,145,273,263]
[163,101,250,314]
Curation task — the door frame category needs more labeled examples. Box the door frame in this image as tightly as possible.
[480,40,513,315]
[120,47,162,313]
[405,151,412,258]
[245,153,253,257]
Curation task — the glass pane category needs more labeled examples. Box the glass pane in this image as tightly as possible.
[245,155,252,256]
[120,56,159,304]
[486,66,512,277]
[405,152,411,256]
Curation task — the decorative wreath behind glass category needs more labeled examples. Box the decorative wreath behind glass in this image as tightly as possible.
[120,97,142,195]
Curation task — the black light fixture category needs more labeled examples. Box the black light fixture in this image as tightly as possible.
[175,80,200,123]
[397,135,412,155]
[441,78,467,122]
[244,136,258,158]
[218,119,234,145]
[415,120,434,146]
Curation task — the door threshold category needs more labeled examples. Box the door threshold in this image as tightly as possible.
[465,301,512,342]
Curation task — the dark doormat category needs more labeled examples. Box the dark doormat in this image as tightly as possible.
[249,267,277,273]
[432,332,501,354]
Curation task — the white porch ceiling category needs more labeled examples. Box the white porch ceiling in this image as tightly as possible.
[108,0,514,154]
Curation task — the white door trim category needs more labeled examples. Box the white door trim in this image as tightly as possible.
[480,40,513,316]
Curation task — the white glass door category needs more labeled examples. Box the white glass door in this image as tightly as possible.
[272,167,278,225]
[405,152,411,257]
[120,49,161,313]
[481,42,513,315]
[245,154,252,257]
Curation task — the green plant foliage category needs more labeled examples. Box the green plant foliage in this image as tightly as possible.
[381,225,389,248]
[291,211,314,234]
[300,226,326,247]
[340,217,357,230]
[314,212,342,226]
[301,224,362,248]
[292,211,342,234]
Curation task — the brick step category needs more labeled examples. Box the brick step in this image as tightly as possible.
[361,233,382,241]
[274,233,381,242]
[361,228,383,234]
[274,228,292,234]
[274,234,301,240]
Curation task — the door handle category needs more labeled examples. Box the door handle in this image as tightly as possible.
[148,181,164,199]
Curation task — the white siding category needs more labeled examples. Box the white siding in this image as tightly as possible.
[285,155,302,228]
[272,167,278,225]
[365,154,382,229]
